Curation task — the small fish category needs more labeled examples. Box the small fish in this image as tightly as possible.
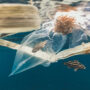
[32,41,47,53]
[64,60,86,71]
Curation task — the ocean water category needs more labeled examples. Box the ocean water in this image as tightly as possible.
[0,0,90,90]
[0,43,90,90]
[0,32,90,90]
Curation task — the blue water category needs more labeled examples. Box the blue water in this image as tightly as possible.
[0,32,89,90]
[0,43,90,90]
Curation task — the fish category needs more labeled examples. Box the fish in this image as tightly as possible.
[64,60,86,71]
[32,40,47,53]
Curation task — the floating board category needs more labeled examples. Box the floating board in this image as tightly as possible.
[0,4,41,33]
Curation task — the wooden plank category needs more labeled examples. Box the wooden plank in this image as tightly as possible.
[0,4,41,33]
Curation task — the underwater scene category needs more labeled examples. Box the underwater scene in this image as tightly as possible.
[0,0,90,90]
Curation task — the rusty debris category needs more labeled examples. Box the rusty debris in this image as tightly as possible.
[54,16,76,35]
